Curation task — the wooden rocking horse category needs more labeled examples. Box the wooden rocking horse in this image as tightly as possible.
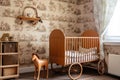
[32,53,48,80]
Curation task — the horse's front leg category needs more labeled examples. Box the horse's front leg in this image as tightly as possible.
[37,66,41,80]
[34,67,37,80]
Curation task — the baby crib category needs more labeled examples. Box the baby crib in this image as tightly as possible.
[49,29,105,79]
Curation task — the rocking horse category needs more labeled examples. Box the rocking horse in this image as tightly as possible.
[32,53,48,80]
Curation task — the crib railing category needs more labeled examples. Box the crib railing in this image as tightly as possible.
[65,37,100,65]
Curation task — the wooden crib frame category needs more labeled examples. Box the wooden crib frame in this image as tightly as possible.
[49,29,105,79]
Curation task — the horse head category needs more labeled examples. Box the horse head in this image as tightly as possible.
[32,53,40,61]
[32,53,37,61]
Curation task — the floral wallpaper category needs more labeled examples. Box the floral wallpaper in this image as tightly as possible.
[0,0,98,66]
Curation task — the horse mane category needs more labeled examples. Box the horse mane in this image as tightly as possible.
[32,53,40,59]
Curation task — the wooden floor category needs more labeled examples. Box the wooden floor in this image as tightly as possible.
[8,67,119,80]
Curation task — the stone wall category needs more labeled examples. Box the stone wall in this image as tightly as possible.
[0,0,97,66]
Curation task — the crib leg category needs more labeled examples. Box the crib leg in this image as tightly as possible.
[51,63,53,70]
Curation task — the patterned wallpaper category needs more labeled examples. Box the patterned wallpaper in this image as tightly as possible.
[0,0,97,66]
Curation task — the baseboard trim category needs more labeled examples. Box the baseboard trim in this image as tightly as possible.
[19,63,61,73]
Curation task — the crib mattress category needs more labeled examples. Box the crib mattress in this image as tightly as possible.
[65,50,99,65]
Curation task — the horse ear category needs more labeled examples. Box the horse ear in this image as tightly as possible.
[32,53,35,56]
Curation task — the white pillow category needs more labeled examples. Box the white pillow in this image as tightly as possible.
[79,46,97,54]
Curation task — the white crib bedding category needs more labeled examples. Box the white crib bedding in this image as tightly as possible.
[65,47,99,64]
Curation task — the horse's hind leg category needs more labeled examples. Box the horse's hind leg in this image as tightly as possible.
[45,62,49,79]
